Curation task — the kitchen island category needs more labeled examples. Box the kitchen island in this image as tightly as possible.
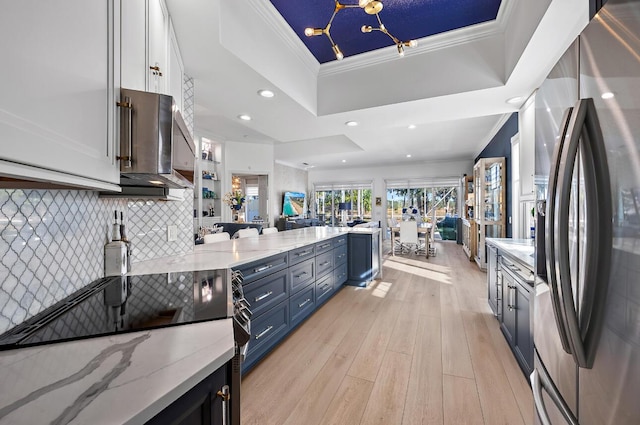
[0,319,234,425]
[129,226,381,276]
[0,226,382,424]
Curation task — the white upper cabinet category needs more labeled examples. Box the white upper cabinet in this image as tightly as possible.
[0,0,120,189]
[121,0,147,91]
[168,20,185,112]
[121,0,184,108]
[519,96,536,198]
[148,0,169,94]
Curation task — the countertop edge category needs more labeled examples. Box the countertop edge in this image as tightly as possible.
[486,238,535,271]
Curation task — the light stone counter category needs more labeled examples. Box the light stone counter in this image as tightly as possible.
[0,226,382,425]
[0,319,234,425]
[486,238,535,271]
[130,226,381,275]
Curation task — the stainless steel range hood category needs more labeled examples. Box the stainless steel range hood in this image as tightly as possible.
[100,89,196,200]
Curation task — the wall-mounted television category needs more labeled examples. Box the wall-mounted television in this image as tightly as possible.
[282,191,305,217]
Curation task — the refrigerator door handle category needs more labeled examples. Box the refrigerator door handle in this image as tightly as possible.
[555,98,612,369]
[531,351,578,425]
[545,107,574,354]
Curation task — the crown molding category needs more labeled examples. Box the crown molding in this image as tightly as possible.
[248,0,515,78]
[473,112,513,158]
[319,0,514,76]
[248,0,320,76]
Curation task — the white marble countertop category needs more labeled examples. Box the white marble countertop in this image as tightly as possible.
[0,319,234,425]
[0,226,383,425]
[486,238,535,271]
[130,226,381,275]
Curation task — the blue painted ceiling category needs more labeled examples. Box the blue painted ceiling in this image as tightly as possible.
[269,0,503,63]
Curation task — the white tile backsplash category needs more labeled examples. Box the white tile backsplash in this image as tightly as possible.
[0,189,194,334]
[0,78,198,335]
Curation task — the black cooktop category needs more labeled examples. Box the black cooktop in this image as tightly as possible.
[0,269,231,350]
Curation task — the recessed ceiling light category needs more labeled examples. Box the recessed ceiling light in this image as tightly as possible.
[601,92,615,99]
[238,114,252,121]
[546,107,551,112]
[506,96,524,105]
[258,89,275,98]
[342,159,347,163]
[408,124,416,130]
[406,154,412,158]
[345,121,358,127]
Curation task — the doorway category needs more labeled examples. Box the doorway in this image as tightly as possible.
[232,174,269,223]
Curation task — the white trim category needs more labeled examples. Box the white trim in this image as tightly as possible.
[249,0,514,77]
[247,0,320,76]
[319,0,514,76]
[385,176,462,189]
[474,113,513,158]
[274,159,311,171]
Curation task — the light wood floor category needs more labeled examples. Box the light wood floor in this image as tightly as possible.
[241,241,534,425]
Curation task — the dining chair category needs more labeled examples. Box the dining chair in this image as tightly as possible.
[236,228,259,238]
[203,232,230,243]
[261,227,278,234]
[399,221,419,254]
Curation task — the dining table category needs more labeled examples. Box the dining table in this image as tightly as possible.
[390,222,434,258]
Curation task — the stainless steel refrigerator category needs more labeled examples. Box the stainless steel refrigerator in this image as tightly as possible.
[533,0,640,423]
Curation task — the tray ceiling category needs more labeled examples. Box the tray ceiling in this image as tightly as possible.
[269,0,502,63]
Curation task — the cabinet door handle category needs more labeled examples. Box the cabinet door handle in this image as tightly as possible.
[508,285,516,311]
[255,325,273,340]
[216,385,230,425]
[337,254,346,259]
[296,250,312,257]
[149,64,163,76]
[254,264,273,273]
[294,271,308,279]
[320,261,330,267]
[298,298,312,308]
[254,291,273,302]
[322,284,331,290]
[116,96,133,168]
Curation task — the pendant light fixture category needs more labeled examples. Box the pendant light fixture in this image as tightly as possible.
[304,0,417,61]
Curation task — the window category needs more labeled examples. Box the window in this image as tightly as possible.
[313,182,373,227]
[385,178,460,240]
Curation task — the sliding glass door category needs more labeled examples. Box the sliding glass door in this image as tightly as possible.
[314,182,373,227]
[386,178,460,240]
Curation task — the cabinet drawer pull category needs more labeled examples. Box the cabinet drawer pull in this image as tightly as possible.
[254,264,273,273]
[296,250,312,257]
[320,243,331,249]
[298,298,312,308]
[338,238,346,244]
[337,254,346,259]
[319,261,331,267]
[294,271,308,279]
[254,291,273,302]
[255,325,273,340]
[322,284,331,290]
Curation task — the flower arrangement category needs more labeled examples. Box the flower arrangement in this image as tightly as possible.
[223,190,245,210]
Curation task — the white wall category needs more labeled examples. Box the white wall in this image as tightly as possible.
[223,141,275,223]
[274,162,309,225]
[309,159,473,234]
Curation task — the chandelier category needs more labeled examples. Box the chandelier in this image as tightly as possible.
[304,0,417,61]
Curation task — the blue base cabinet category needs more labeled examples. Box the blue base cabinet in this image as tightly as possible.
[347,232,380,287]
[238,235,350,373]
